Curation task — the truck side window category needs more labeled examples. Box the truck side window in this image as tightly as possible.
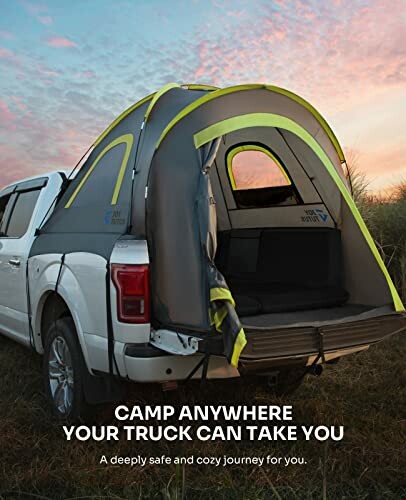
[6,189,41,238]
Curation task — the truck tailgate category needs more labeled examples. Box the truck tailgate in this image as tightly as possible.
[240,313,406,364]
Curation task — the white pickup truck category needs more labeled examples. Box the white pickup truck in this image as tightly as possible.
[0,171,239,419]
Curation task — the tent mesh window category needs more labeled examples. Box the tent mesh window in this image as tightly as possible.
[226,143,301,208]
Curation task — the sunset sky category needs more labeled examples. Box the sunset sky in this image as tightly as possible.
[0,0,404,192]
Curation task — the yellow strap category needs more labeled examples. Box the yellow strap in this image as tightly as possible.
[230,329,247,367]
[210,287,236,308]
[194,113,404,312]
[210,306,228,331]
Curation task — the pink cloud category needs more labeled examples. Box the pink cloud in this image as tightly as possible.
[23,1,48,15]
[0,31,15,40]
[353,144,406,192]
[37,63,61,76]
[190,0,405,111]
[45,36,76,48]
[303,11,316,20]
[38,15,53,25]
[22,2,53,25]
[80,70,95,79]
[228,10,244,18]
[180,0,406,190]
[0,47,13,58]
[0,99,17,130]
[10,96,27,111]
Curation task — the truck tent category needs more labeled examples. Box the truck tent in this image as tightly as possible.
[31,83,404,367]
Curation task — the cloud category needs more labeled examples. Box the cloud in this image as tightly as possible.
[0,144,45,188]
[0,47,14,58]
[10,95,27,111]
[22,1,53,26]
[187,0,405,113]
[37,63,62,77]
[0,31,15,40]
[0,0,404,192]
[22,1,48,15]
[38,15,53,26]
[80,70,95,79]
[0,99,16,130]
[356,143,406,191]
[44,36,76,48]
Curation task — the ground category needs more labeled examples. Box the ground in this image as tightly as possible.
[0,332,405,499]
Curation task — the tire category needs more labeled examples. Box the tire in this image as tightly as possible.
[43,317,89,420]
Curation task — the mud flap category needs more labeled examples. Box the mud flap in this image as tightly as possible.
[82,370,127,405]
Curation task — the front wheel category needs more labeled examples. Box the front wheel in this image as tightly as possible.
[43,317,88,420]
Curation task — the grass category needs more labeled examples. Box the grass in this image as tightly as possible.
[0,332,405,499]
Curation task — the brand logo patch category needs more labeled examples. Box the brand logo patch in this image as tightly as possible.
[105,210,125,225]
[301,208,329,223]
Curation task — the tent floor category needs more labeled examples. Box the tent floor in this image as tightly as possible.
[240,303,379,329]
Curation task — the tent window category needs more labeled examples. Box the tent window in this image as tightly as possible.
[69,143,126,207]
[227,144,300,208]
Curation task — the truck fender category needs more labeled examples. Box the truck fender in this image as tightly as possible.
[31,253,109,375]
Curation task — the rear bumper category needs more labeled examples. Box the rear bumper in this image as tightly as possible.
[123,347,239,382]
[120,313,405,381]
[239,313,406,370]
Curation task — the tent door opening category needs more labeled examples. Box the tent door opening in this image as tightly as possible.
[209,133,386,331]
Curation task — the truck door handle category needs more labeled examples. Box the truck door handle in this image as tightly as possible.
[9,259,21,267]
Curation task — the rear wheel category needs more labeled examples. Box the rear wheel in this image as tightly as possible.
[43,317,88,420]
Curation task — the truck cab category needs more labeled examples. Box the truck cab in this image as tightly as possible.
[0,172,64,345]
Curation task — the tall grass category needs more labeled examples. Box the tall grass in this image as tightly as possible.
[344,161,406,302]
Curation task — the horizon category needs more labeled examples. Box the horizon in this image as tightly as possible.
[0,0,405,192]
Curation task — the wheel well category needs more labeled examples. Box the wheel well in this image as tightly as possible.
[41,293,73,344]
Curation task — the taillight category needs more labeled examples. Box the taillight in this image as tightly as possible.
[111,264,150,323]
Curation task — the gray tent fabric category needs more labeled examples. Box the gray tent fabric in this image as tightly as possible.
[29,83,404,368]
[30,87,210,258]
